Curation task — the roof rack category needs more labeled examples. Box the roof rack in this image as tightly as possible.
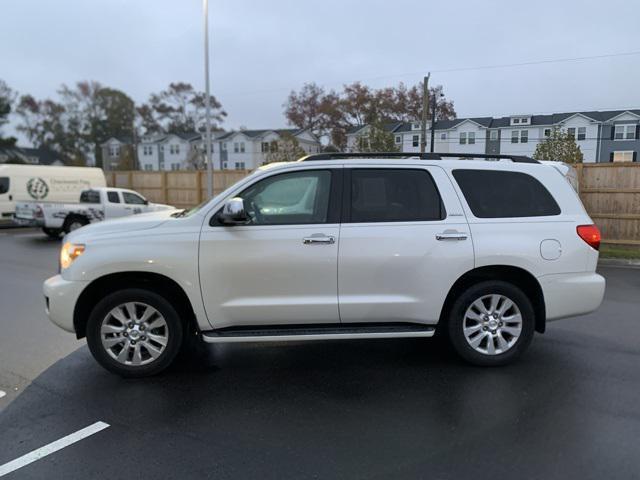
[300,152,539,164]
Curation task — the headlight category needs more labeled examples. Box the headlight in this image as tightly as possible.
[60,242,85,270]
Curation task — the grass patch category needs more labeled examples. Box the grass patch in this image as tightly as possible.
[600,244,640,260]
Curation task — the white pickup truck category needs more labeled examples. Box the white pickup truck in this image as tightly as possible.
[14,187,175,237]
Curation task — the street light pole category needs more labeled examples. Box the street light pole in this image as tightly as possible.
[203,0,213,198]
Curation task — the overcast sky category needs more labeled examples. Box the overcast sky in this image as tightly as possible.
[3,0,640,142]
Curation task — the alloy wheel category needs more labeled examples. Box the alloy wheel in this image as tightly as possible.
[100,302,169,366]
[462,294,523,355]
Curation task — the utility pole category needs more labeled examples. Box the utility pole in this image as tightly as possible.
[430,93,437,153]
[203,0,213,198]
[420,73,430,154]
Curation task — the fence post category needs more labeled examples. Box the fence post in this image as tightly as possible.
[196,170,204,203]
[576,163,584,195]
[161,171,168,204]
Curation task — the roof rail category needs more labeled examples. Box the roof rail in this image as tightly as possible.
[299,152,539,164]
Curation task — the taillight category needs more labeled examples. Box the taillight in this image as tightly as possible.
[577,224,601,251]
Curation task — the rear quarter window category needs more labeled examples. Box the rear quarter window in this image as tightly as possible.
[452,169,561,218]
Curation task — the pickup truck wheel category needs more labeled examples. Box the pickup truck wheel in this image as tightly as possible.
[63,216,88,233]
[447,281,535,367]
[86,289,184,377]
[42,227,62,239]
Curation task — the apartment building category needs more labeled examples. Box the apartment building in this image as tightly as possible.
[346,109,640,163]
[213,128,321,170]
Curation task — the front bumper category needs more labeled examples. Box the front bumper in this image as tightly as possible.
[43,275,87,333]
[539,272,606,321]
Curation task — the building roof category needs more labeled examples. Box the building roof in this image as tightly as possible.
[0,146,65,165]
[215,128,308,141]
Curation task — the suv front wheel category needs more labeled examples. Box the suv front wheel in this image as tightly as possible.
[86,289,184,377]
[447,281,535,366]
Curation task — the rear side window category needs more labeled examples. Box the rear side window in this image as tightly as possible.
[349,169,445,223]
[80,190,100,203]
[452,169,560,218]
[107,191,120,203]
[0,177,8,195]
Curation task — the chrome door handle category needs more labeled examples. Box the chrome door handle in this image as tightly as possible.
[436,231,468,241]
[303,235,335,245]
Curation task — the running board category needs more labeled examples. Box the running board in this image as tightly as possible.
[201,323,436,343]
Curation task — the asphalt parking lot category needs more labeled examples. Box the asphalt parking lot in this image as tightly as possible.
[0,227,639,479]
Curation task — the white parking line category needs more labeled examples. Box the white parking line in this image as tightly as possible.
[0,390,5,398]
[0,421,110,477]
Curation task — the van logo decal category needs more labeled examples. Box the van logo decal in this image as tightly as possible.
[27,177,49,200]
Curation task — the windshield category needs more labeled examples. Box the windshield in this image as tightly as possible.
[175,170,262,218]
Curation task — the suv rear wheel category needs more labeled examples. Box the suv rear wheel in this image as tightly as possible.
[447,281,534,366]
[86,289,184,377]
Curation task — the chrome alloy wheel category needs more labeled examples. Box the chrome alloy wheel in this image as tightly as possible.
[100,302,169,366]
[463,294,523,355]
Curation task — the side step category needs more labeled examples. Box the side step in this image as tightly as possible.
[201,323,436,344]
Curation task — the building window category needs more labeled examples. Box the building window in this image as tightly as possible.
[440,133,447,140]
[169,144,180,155]
[143,164,152,171]
[108,145,120,157]
[567,127,576,139]
[270,141,278,153]
[577,127,586,141]
[615,124,636,140]
[513,118,520,124]
[233,142,239,153]
[520,118,529,124]
[240,142,245,153]
[412,122,420,130]
[142,145,153,156]
[612,151,635,163]
[412,135,419,147]
[222,162,228,169]
[171,163,181,170]
[468,132,475,144]
[261,142,269,153]
[459,132,467,145]
[235,162,246,170]
[520,130,528,143]
[395,135,401,144]
[221,142,227,151]
[489,130,498,141]
[511,130,519,143]
[544,128,552,137]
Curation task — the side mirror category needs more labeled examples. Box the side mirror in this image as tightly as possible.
[219,197,248,225]
[143,199,149,205]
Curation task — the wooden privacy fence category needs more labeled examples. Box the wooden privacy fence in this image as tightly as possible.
[576,163,640,246]
[107,170,251,209]
[108,164,640,246]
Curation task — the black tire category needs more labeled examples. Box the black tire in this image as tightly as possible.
[63,215,89,234]
[42,227,62,239]
[86,288,184,377]
[447,281,535,367]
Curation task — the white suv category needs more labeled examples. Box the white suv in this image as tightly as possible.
[43,153,606,377]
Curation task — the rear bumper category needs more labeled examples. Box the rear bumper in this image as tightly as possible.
[539,272,606,321]
[43,275,87,333]
[13,217,43,227]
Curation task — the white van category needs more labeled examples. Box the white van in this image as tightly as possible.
[0,164,106,224]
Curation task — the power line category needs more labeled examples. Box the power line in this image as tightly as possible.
[216,50,640,98]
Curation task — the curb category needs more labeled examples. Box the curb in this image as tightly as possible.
[598,258,640,268]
